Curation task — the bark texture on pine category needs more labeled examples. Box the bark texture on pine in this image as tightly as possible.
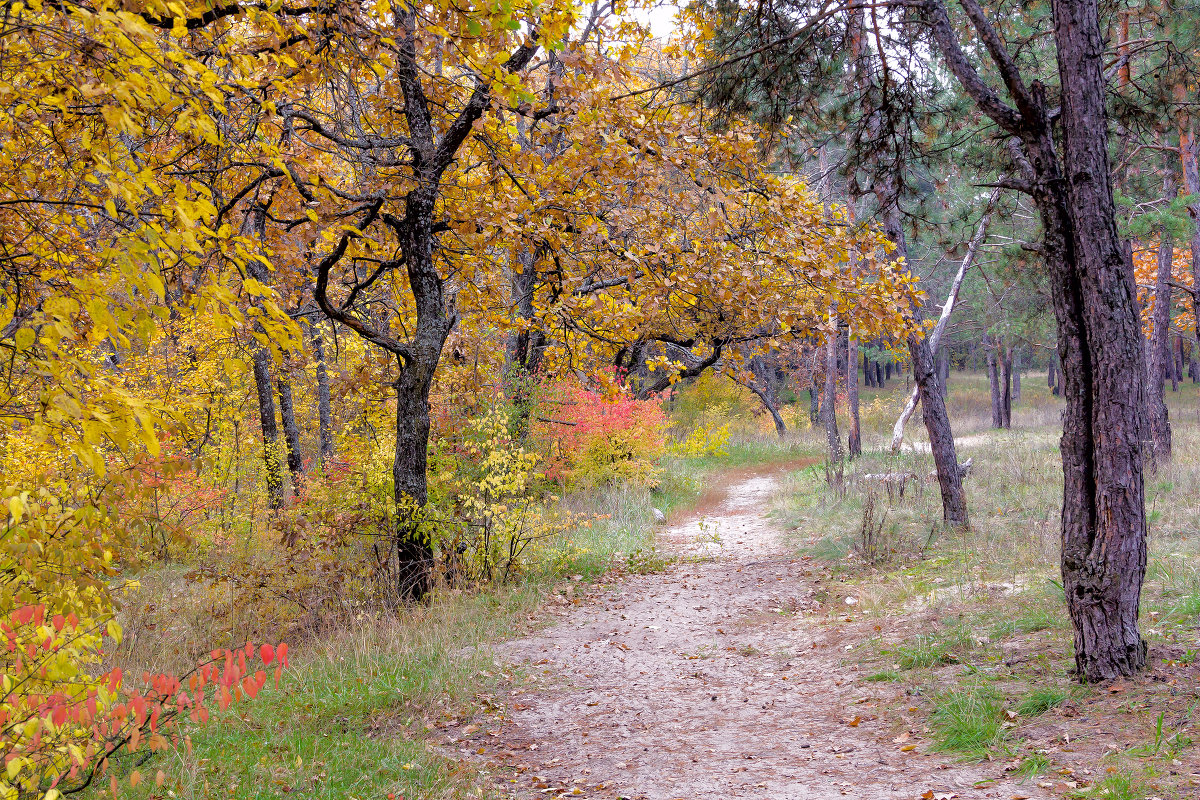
[1146,205,1173,467]
[1050,0,1148,680]
[1177,113,1200,353]
[925,0,1148,680]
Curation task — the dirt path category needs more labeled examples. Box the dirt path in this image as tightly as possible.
[449,466,1054,800]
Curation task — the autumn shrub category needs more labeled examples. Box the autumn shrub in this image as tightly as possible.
[531,383,667,489]
[1,485,284,800]
[440,406,576,584]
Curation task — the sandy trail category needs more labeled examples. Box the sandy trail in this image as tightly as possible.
[452,466,1053,800]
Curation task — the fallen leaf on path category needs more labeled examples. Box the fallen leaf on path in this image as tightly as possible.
[843,715,861,727]
[892,732,910,743]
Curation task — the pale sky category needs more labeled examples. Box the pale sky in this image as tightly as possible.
[631,1,681,39]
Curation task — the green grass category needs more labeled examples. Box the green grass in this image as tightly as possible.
[94,589,541,800]
[928,685,1007,760]
[864,669,902,682]
[890,629,970,670]
[1017,687,1067,716]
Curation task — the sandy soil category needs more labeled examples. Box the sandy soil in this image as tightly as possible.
[444,465,1055,800]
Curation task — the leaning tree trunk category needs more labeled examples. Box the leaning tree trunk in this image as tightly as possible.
[1146,184,1174,468]
[883,206,968,527]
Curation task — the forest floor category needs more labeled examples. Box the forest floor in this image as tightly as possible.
[440,462,1067,800]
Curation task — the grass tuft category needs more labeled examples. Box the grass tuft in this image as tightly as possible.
[928,685,1007,760]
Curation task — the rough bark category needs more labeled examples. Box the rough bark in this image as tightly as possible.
[924,0,1148,679]
[1050,0,1148,680]
[808,380,820,426]
[1176,106,1200,356]
[875,361,884,387]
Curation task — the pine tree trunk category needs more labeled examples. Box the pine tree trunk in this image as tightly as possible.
[986,335,1002,428]
[1049,0,1148,681]
[823,314,843,463]
[1172,334,1183,390]
[848,331,861,457]
[1147,185,1173,467]
[1000,346,1013,429]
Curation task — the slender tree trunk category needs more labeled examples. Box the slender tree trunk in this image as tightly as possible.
[277,375,304,481]
[875,361,884,387]
[1000,346,1013,429]
[1047,358,1056,388]
[1013,353,1022,402]
[809,380,820,426]
[823,314,843,463]
[1172,334,1182,390]
[986,335,1002,428]
[1175,104,1200,357]
[1147,177,1174,467]
[885,362,892,381]
[847,330,861,457]
[863,352,873,387]
[311,324,335,467]
[251,347,284,510]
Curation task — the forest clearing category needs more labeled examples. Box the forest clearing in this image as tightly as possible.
[5,1,1200,799]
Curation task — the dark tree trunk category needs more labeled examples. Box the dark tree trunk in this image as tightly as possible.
[747,354,786,438]
[847,331,861,457]
[311,325,335,467]
[883,207,968,527]
[863,352,874,387]
[1178,116,1200,370]
[251,347,284,510]
[885,361,892,381]
[809,380,820,426]
[923,0,1148,680]
[875,361,884,387]
[277,375,304,480]
[985,335,1002,428]
[1048,0,1148,680]
[1147,196,1173,467]
[1048,358,1056,388]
